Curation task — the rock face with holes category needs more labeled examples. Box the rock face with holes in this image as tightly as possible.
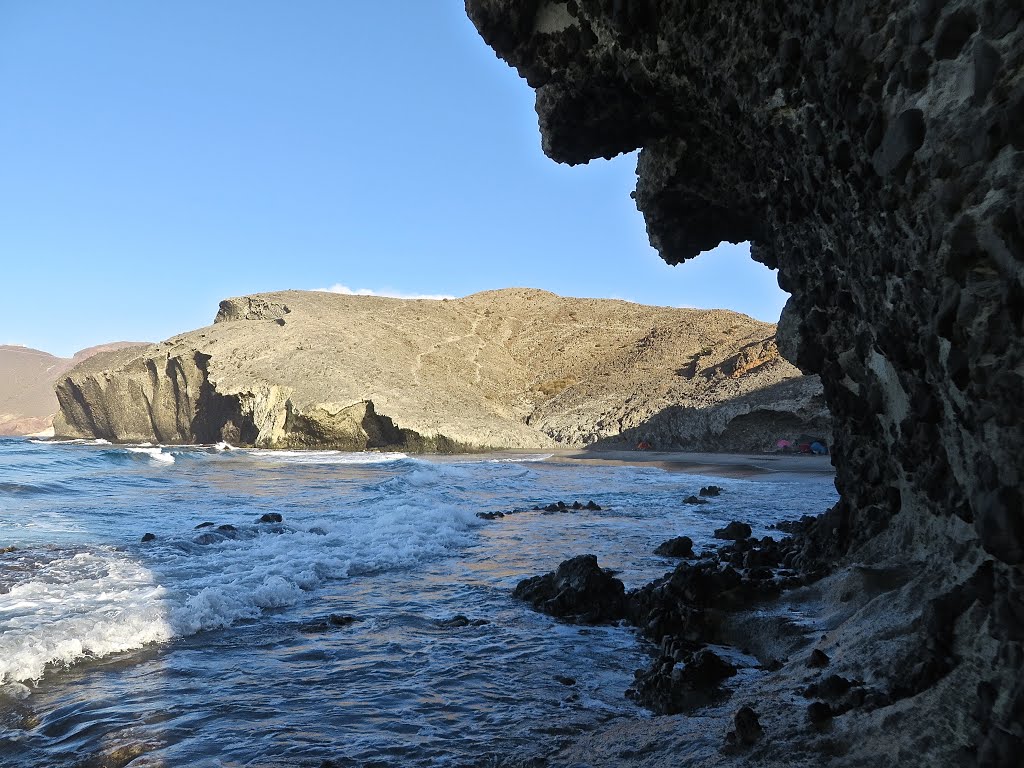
[466,0,1022,764]
[53,288,826,450]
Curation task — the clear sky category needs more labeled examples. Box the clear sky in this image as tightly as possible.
[0,2,788,358]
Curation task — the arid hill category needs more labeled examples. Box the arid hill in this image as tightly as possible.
[54,289,826,450]
[0,343,146,436]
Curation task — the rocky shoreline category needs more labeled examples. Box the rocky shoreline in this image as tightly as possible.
[274,474,1005,768]
[502,493,831,722]
[471,471,994,767]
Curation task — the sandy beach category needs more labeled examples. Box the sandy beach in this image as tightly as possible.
[548,449,835,480]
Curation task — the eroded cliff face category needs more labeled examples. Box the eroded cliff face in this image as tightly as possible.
[53,289,825,452]
[467,1,1022,763]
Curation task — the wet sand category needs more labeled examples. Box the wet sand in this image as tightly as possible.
[547,449,835,480]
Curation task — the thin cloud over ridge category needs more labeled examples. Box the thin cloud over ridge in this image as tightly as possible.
[316,283,456,301]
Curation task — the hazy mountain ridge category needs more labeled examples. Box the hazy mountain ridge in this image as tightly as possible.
[0,343,148,435]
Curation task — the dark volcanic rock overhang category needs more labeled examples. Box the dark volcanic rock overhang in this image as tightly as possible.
[467,0,1022,762]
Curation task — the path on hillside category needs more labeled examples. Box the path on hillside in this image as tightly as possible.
[411,312,485,387]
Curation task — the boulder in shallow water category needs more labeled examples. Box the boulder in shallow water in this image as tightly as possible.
[513,554,627,624]
[436,614,489,628]
[700,486,722,497]
[654,536,695,558]
[714,521,753,540]
[683,495,709,505]
[258,512,283,523]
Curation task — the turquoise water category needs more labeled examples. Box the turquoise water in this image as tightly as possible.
[0,438,838,767]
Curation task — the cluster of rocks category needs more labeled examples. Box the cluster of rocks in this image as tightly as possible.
[139,511,291,545]
[476,499,603,521]
[683,485,723,505]
[512,517,825,717]
[800,670,891,723]
[536,499,603,513]
[512,554,627,625]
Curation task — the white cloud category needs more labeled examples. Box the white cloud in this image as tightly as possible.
[316,283,456,301]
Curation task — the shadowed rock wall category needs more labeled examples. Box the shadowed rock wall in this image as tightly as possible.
[467,0,1022,762]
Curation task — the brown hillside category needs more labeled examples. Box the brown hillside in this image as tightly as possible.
[55,289,826,451]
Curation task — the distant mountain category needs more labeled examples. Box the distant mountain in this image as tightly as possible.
[0,343,148,436]
[54,289,828,451]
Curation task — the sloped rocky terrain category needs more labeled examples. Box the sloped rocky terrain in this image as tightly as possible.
[54,288,825,451]
[467,0,1022,765]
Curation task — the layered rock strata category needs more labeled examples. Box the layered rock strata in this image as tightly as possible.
[54,289,825,451]
[467,1,1022,764]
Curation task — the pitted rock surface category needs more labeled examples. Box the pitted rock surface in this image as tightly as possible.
[467,1,1022,763]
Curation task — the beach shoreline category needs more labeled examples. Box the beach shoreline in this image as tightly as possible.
[546,448,835,480]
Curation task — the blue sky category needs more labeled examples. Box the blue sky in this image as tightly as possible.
[0,2,787,358]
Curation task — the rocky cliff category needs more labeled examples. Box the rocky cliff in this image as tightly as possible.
[0,343,145,435]
[467,1,1021,764]
[53,289,825,451]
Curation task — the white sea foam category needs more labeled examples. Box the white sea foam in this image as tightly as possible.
[125,447,175,465]
[213,441,234,451]
[243,450,409,465]
[0,495,479,685]
[483,454,554,464]
[0,550,173,684]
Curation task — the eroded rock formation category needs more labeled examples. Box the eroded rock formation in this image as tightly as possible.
[54,288,825,451]
[467,1,1022,764]
[0,343,146,435]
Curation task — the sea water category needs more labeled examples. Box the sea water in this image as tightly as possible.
[0,438,838,767]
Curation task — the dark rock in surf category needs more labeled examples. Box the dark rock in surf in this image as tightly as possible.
[301,614,359,633]
[714,522,752,540]
[513,554,626,624]
[258,512,283,523]
[141,532,156,542]
[436,615,489,628]
[683,495,709,505]
[654,536,695,558]
[700,486,722,497]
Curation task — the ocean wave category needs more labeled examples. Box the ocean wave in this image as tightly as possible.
[481,454,554,464]
[125,447,175,465]
[241,450,409,465]
[0,498,479,685]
